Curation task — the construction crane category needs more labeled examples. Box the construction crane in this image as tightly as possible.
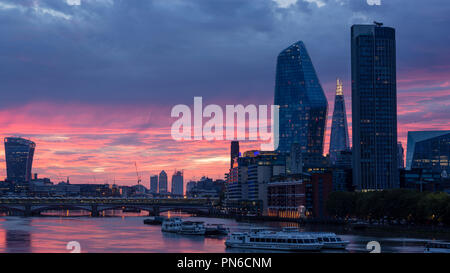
[134,161,142,186]
[374,21,383,27]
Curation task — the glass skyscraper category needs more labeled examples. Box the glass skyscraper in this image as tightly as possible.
[4,137,36,183]
[274,41,328,161]
[406,131,450,173]
[150,175,158,193]
[171,171,184,196]
[159,170,168,193]
[351,23,399,190]
[329,78,350,165]
[230,141,239,169]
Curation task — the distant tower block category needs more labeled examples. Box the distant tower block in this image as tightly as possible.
[230,141,240,169]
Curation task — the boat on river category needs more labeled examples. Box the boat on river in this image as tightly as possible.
[177,221,206,235]
[161,217,183,233]
[205,224,229,236]
[225,227,323,252]
[280,227,349,249]
[144,216,167,225]
[424,241,450,253]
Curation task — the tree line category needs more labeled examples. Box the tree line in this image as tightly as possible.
[326,189,450,226]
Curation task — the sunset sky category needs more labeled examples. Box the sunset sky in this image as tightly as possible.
[0,0,449,187]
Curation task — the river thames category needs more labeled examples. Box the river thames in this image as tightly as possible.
[0,211,445,253]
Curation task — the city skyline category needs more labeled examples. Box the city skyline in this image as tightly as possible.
[0,0,449,185]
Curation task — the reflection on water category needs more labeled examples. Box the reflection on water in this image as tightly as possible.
[0,212,445,253]
[6,230,32,253]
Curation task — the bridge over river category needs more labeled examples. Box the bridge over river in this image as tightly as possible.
[0,197,218,216]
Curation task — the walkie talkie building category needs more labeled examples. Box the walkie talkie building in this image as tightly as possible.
[4,137,36,183]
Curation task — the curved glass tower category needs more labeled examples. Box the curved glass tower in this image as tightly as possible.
[274,41,328,160]
[329,78,350,165]
[4,137,36,182]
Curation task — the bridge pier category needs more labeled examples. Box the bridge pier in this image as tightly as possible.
[152,206,160,216]
[24,205,32,217]
[91,205,99,217]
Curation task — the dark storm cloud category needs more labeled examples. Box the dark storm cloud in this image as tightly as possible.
[0,0,449,108]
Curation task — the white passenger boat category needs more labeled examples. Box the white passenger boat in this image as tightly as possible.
[225,228,323,252]
[205,224,229,236]
[177,221,206,235]
[282,228,349,249]
[424,241,450,253]
[161,217,182,233]
[310,233,349,249]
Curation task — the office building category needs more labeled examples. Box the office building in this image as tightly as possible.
[159,170,168,193]
[406,131,450,173]
[351,23,399,190]
[150,175,158,193]
[398,142,405,169]
[230,141,239,169]
[274,41,328,164]
[235,150,286,214]
[171,171,184,196]
[4,137,36,183]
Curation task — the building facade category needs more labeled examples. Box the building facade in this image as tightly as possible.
[351,23,399,190]
[400,168,450,193]
[150,175,158,193]
[406,131,450,173]
[268,171,333,219]
[397,142,405,169]
[4,137,36,183]
[231,150,286,215]
[268,173,310,219]
[310,172,333,218]
[230,141,239,169]
[159,170,168,194]
[171,171,184,196]
[274,41,328,164]
[329,78,350,165]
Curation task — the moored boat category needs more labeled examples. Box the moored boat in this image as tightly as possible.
[161,217,183,233]
[307,232,349,249]
[424,241,450,253]
[225,228,323,252]
[144,216,167,225]
[205,224,229,236]
[281,228,349,249]
[177,221,206,235]
[351,221,369,230]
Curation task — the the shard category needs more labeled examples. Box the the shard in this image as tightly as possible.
[329,79,350,165]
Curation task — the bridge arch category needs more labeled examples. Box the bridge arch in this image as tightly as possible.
[158,207,210,215]
[96,205,155,214]
[0,205,25,214]
[31,205,93,214]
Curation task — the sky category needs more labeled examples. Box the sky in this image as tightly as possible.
[0,0,449,187]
